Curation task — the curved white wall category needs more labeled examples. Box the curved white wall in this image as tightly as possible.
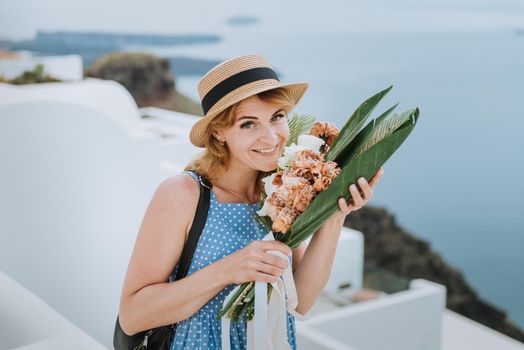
[0,79,146,137]
[0,82,201,347]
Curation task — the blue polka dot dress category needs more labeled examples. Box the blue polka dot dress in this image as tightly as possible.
[170,171,297,350]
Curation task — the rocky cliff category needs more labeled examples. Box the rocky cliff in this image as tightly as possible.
[86,52,202,115]
[344,206,524,343]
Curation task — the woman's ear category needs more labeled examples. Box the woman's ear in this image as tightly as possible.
[211,130,226,144]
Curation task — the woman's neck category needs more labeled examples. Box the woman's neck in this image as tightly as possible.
[211,164,259,203]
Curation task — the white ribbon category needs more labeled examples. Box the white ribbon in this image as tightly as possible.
[221,232,307,350]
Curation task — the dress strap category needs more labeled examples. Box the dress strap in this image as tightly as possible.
[184,169,213,190]
[184,169,199,183]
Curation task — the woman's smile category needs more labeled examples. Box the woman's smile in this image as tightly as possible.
[252,144,279,155]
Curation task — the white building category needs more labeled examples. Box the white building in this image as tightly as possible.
[1,78,522,349]
[0,52,83,81]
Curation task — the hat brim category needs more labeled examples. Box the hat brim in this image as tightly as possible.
[189,80,309,148]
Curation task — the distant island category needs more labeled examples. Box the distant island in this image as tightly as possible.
[0,39,13,49]
[226,15,260,26]
[7,30,222,76]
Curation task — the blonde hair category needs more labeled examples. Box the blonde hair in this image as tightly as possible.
[184,88,295,198]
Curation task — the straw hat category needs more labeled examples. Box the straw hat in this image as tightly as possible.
[189,54,309,148]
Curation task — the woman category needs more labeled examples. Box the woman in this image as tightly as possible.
[118,54,384,349]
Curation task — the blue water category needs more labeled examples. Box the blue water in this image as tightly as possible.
[146,29,524,328]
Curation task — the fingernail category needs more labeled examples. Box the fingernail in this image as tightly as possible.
[358,177,365,184]
[350,184,357,191]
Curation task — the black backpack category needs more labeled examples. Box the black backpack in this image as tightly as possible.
[113,171,212,350]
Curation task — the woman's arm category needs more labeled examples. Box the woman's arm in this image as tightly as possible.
[118,174,230,335]
[291,213,345,315]
[119,173,293,335]
[292,168,384,315]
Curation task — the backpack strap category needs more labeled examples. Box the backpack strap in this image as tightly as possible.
[113,171,212,347]
[170,170,212,282]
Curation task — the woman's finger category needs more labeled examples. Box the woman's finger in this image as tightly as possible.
[369,167,384,189]
[338,197,351,212]
[259,252,289,269]
[256,240,292,257]
[256,260,285,277]
[254,272,278,284]
[349,184,364,207]
[358,177,373,200]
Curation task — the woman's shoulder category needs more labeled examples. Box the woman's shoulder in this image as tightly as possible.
[148,171,202,240]
[119,172,201,309]
[160,171,200,192]
[155,171,201,209]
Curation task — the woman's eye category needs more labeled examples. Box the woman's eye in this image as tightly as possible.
[240,114,285,129]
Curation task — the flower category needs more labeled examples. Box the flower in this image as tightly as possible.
[310,121,340,153]
[256,200,270,216]
[262,173,278,197]
[310,121,340,146]
[277,134,325,169]
[259,134,340,233]
[297,134,325,151]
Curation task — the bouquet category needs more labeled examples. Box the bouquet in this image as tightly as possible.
[218,85,419,322]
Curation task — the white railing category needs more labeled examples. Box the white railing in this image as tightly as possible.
[297,279,446,350]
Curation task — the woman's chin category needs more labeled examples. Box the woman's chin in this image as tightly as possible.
[256,160,278,172]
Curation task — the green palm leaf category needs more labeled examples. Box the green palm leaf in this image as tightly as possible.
[353,108,414,159]
[374,102,400,126]
[217,282,249,319]
[286,113,316,146]
[284,107,419,248]
[325,85,393,162]
[336,105,417,169]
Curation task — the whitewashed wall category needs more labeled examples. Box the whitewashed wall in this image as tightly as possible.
[0,80,200,348]
[297,279,446,350]
[0,54,83,81]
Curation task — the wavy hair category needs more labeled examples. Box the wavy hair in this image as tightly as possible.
[185,88,296,198]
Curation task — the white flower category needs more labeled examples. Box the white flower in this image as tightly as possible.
[262,173,278,197]
[278,143,300,168]
[297,134,324,152]
[278,143,302,169]
[277,135,325,169]
[256,199,270,216]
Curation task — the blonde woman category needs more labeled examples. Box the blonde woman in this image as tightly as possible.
[118,54,383,349]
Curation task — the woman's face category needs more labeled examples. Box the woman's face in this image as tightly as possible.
[216,94,290,172]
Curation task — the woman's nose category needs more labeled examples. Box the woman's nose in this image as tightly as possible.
[259,123,279,143]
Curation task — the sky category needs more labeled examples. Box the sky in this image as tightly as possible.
[1,0,524,41]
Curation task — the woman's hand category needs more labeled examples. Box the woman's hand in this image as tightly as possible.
[337,167,384,215]
[220,240,292,285]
